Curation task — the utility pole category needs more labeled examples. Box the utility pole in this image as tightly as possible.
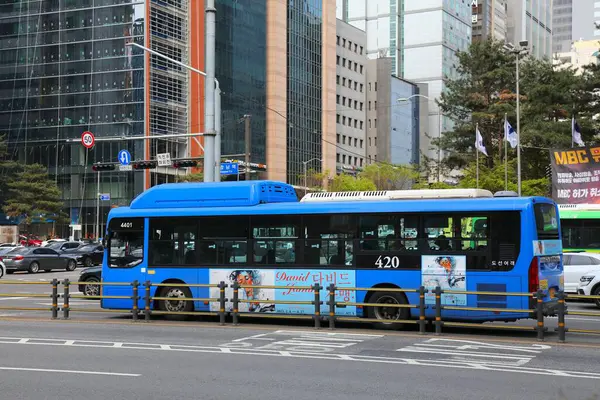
[244,115,251,180]
[204,0,217,182]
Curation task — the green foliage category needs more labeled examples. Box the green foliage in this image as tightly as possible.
[3,163,66,224]
[177,172,204,182]
[329,174,377,192]
[439,38,599,185]
[358,164,418,190]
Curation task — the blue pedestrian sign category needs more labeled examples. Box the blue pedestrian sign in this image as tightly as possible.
[220,162,239,175]
[118,150,131,166]
[99,193,110,201]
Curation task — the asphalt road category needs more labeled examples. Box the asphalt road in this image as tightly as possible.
[0,321,598,400]
[1,269,600,344]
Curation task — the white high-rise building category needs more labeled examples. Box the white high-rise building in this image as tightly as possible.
[506,0,553,59]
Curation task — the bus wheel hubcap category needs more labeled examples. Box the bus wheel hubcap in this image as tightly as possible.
[165,289,186,312]
[374,296,400,320]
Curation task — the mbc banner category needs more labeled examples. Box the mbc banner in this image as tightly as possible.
[550,147,600,204]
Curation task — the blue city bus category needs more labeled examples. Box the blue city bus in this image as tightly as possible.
[101,181,563,326]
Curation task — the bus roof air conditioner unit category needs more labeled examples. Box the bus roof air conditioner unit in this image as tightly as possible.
[300,189,494,202]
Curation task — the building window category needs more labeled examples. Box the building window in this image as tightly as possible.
[368,101,371,110]
[336,134,340,143]
[374,119,377,128]
[343,116,347,125]
[360,84,363,92]
[360,46,363,55]
[360,102,363,111]
[342,96,346,105]
[369,137,372,146]
[354,63,357,72]
[354,43,358,52]
[374,101,377,110]
[360,158,363,167]
[354,157,358,165]
[343,135,346,144]
[360,121,364,130]
[348,79,352,88]
[343,38,346,47]
[336,153,340,162]
[336,35,340,45]
[342,58,346,67]
[375,136,377,145]
[354,82,357,90]
[336,95,340,104]
[360,65,363,74]
[336,114,340,124]
[375,82,377,91]
[354,100,358,109]
[354,120,357,128]
[354,138,357,146]
[360,139,364,148]
[368,155,371,163]
[342,154,346,163]
[369,83,372,91]
[368,120,371,129]
[342,77,346,86]
[336,56,340,65]
[336,75,340,84]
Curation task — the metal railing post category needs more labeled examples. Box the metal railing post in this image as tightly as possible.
[536,289,544,341]
[313,284,321,329]
[232,281,239,326]
[144,281,152,322]
[418,286,426,335]
[434,286,442,336]
[51,279,58,320]
[63,278,70,319]
[557,291,566,343]
[132,280,139,321]
[218,281,226,326]
[328,284,336,330]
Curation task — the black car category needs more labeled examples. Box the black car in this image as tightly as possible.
[78,266,101,297]
[47,241,82,252]
[64,244,104,267]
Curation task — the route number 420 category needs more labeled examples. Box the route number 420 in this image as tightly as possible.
[375,255,400,269]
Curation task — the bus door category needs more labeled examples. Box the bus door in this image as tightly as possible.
[102,217,146,310]
[533,203,564,302]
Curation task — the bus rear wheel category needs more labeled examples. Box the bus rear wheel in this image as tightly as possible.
[366,291,409,330]
[159,286,194,314]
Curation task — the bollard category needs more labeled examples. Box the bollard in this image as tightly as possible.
[418,286,426,335]
[232,281,239,326]
[313,284,321,329]
[132,280,139,321]
[63,278,70,319]
[328,284,336,330]
[434,286,442,335]
[144,281,152,322]
[536,289,544,341]
[557,291,566,343]
[51,279,58,320]
[218,281,227,326]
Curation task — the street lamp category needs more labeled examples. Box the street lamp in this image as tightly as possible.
[505,40,528,196]
[126,42,222,182]
[302,158,322,192]
[397,94,442,182]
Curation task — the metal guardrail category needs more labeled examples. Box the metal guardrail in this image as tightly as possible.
[1,279,600,342]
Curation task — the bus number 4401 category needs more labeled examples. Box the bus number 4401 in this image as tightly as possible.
[375,255,400,269]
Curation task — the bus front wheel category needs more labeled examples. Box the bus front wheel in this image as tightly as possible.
[159,286,194,314]
[366,291,409,330]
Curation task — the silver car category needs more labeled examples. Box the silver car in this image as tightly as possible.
[2,247,78,274]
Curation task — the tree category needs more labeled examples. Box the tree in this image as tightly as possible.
[0,135,19,206]
[358,164,418,190]
[3,164,66,226]
[177,172,203,182]
[329,174,377,192]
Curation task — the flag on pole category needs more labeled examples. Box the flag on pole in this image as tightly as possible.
[572,117,585,147]
[504,119,518,149]
[475,127,488,156]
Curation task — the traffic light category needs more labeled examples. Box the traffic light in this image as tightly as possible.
[92,163,116,172]
[173,159,198,169]
[132,161,157,170]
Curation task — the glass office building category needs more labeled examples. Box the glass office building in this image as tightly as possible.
[0,0,197,238]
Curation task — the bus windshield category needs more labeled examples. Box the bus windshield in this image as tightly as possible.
[108,218,144,268]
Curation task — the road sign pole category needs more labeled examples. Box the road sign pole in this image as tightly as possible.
[96,171,100,240]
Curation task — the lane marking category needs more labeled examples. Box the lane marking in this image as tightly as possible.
[0,366,140,377]
[0,297,28,301]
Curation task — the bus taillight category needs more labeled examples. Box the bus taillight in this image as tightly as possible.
[528,257,539,293]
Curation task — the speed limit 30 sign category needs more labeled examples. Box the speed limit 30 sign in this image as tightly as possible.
[81,131,95,149]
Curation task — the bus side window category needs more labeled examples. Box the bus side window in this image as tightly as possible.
[424,215,454,251]
[148,218,197,266]
[198,216,249,265]
[304,214,355,267]
[490,212,521,271]
[250,215,300,265]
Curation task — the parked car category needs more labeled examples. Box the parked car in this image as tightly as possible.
[577,272,600,308]
[0,260,4,279]
[0,246,20,256]
[64,243,104,267]
[1,247,78,273]
[78,266,101,297]
[42,238,66,247]
[563,252,600,293]
[47,241,82,252]
[19,235,42,247]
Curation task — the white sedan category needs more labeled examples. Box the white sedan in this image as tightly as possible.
[563,252,600,293]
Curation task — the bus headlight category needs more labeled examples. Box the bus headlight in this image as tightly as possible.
[580,276,595,286]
